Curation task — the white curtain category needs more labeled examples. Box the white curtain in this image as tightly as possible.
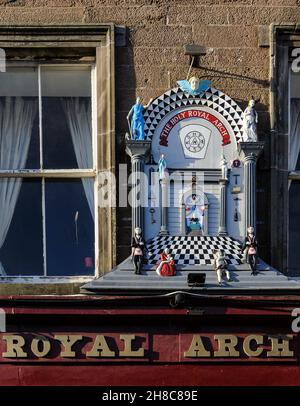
[61,98,94,220]
[0,97,37,275]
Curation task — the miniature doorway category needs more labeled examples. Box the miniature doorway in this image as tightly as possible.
[181,192,209,236]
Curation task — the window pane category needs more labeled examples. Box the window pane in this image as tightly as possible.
[289,181,300,276]
[45,178,94,276]
[0,178,43,276]
[0,67,39,169]
[41,66,93,169]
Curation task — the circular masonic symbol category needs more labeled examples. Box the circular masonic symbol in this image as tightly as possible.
[184,131,205,153]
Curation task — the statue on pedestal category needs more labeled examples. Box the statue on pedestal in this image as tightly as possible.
[127,96,153,140]
[220,154,228,180]
[158,153,168,180]
[242,98,258,142]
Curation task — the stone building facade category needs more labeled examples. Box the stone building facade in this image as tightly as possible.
[0,0,300,293]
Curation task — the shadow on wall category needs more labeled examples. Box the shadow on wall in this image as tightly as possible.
[116,27,137,264]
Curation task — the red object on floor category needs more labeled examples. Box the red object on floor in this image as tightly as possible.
[157,252,176,276]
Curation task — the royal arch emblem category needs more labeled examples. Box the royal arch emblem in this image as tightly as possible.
[179,124,211,159]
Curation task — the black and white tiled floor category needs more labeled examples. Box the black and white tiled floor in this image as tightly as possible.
[147,235,243,266]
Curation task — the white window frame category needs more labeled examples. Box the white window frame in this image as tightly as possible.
[0,61,99,281]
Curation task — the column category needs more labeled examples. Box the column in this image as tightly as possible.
[238,141,264,235]
[218,178,229,235]
[244,154,257,232]
[160,178,169,235]
[125,140,151,236]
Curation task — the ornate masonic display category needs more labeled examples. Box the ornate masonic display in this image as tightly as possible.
[125,75,265,285]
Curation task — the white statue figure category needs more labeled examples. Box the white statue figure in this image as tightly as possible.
[220,155,228,180]
[213,249,231,286]
[242,98,258,142]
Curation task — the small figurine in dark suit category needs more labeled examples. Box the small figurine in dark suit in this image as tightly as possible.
[242,226,258,275]
[131,227,146,275]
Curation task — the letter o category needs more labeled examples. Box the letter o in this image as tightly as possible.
[31,336,51,357]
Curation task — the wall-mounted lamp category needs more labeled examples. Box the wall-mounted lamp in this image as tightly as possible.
[184,44,213,79]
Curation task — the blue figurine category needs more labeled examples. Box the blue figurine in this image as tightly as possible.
[177,76,211,97]
[158,153,168,180]
[127,96,153,140]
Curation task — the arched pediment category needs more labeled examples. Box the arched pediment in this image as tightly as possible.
[144,86,244,145]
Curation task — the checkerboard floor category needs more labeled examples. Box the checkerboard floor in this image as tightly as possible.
[147,235,243,266]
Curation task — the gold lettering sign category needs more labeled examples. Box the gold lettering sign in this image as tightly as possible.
[214,335,239,357]
[267,335,294,357]
[54,335,83,358]
[2,335,28,358]
[31,336,51,358]
[0,333,296,361]
[184,335,210,358]
[86,335,115,358]
[119,334,145,357]
[182,334,295,359]
[243,335,264,357]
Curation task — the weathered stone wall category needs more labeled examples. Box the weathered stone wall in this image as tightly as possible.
[0,0,299,265]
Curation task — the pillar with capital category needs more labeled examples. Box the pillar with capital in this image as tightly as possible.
[159,177,169,235]
[218,178,229,236]
[238,141,264,235]
[125,139,151,236]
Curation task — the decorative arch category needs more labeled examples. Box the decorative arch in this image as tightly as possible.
[144,86,244,144]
